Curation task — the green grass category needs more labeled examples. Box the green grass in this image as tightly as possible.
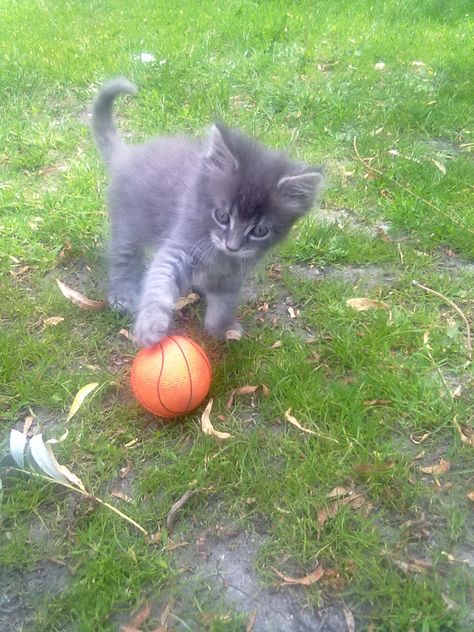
[1,1,473,630]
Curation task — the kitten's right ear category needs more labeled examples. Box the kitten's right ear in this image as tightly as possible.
[205,124,238,174]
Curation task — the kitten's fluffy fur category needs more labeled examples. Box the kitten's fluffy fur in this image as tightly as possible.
[92,78,324,347]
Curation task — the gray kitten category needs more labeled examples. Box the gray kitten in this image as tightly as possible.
[92,78,324,347]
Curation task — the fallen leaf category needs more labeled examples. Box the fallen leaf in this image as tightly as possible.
[56,279,108,311]
[29,433,86,491]
[66,382,99,422]
[271,340,283,349]
[225,328,242,340]
[119,328,135,342]
[285,408,317,436]
[122,604,151,632]
[431,159,446,175]
[354,462,395,474]
[410,432,430,445]
[467,491,474,502]
[287,306,297,319]
[175,292,200,310]
[420,458,450,476]
[268,263,283,279]
[23,415,34,435]
[363,398,392,406]
[318,493,367,526]
[346,298,389,312]
[201,399,233,440]
[160,597,175,627]
[451,384,462,399]
[305,336,317,344]
[272,565,324,586]
[392,558,432,575]
[326,486,349,499]
[43,316,64,327]
[119,464,132,478]
[226,384,269,408]
[246,609,257,632]
[11,265,31,277]
[9,429,27,468]
[285,408,339,443]
[343,604,355,632]
[111,490,132,503]
[453,417,474,446]
[166,489,196,532]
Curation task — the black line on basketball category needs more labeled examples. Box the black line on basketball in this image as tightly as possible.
[155,341,180,416]
[186,338,211,373]
[170,336,193,412]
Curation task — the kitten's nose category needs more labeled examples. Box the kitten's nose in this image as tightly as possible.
[225,241,240,252]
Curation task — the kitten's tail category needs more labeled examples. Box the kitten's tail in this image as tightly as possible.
[92,78,138,166]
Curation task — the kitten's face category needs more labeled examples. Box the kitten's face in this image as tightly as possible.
[201,124,324,260]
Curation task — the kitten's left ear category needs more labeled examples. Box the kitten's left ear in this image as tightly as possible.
[205,124,239,174]
[277,168,324,215]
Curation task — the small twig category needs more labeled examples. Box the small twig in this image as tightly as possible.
[413,280,472,361]
[353,137,474,236]
[166,489,197,533]
[6,467,148,535]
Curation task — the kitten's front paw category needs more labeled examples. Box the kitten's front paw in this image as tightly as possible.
[133,308,169,348]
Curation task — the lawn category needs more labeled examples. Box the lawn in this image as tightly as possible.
[0,1,473,630]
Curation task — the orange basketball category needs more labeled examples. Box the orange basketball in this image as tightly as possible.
[130,335,212,419]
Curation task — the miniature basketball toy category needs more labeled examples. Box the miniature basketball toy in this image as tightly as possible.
[130,335,212,418]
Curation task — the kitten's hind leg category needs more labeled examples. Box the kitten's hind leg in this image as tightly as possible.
[204,292,242,339]
[108,240,143,314]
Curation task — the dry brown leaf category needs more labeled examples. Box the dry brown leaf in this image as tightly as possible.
[453,417,474,447]
[410,432,430,445]
[23,416,34,435]
[44,316,65,327]
[285,408,317,436]
[122,604,151,631]
[343,604,355,632]
[346,297,389,312]
[111,490,132,503]
[11,264,31,277]
[201,399,233,440]
[392,558,432,575]
[166,489,196,532]
[175,292,200,310]
[246,609,257,632]
[326,486,350,499]
[56,279,108,311]
[451,384,462,399]
[354,462,395,474]
[160,597,175,627]
[420,458,450,476]
[225,328,242,341]
[285,408,339,443]
[119,464,132,478]
[119,328,135,342]
[226,384,269,408]
[363,398,392,407]
[272,565,324,586]
[318,493,367,527]
[271,340,283,349]
[467,491,474,502]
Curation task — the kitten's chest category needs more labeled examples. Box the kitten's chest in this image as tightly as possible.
[191,255,243,294]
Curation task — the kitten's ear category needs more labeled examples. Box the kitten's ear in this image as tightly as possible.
[277,168,324,215]
[205,124,238,173]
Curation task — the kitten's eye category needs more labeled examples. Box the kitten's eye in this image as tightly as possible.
[250,224,270,239]
[213,208,230,226]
